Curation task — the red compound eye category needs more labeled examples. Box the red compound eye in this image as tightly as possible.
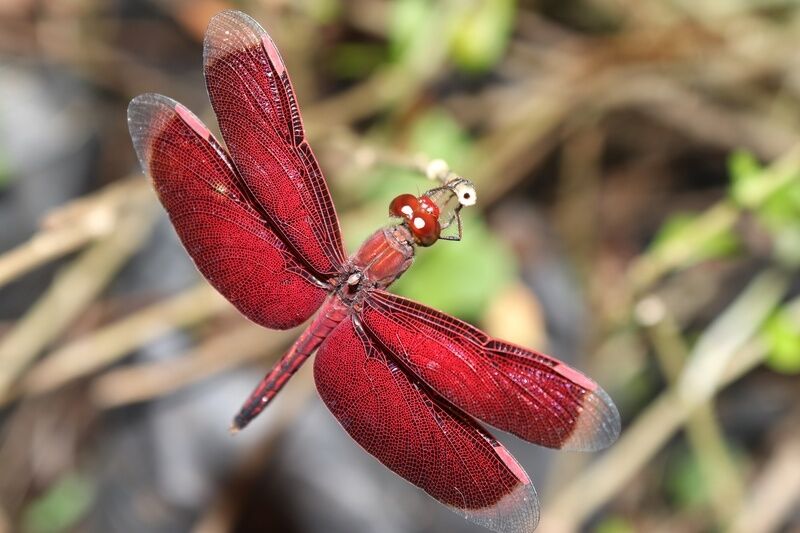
[418,196,440,219]
[389,194,419,220]
[409,211,441,247]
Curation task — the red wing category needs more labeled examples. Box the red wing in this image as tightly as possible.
[203,10,346,279]
[127,93,328,330]
[360,290,621,451]
[314,317,539,533]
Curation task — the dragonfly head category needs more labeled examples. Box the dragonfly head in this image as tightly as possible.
[388,177,476,247]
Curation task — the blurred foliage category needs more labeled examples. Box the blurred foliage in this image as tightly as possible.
[448,0,516,72]
[2,0,800,532]
[593,516,636,533]
[392,213,516,320]
[21,473,94,533]
[730,150,800,267]
[763,307,800,374]
[343,107,512,319]
[391,0,514,72]
[665,448,709,509]
[650,212,740,267]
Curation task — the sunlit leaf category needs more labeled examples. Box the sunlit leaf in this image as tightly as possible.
[449,0,516,72]
[764,310,800,374]
[389,0,445,72]
[728,150,764,208]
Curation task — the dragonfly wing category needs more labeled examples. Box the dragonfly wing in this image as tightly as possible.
[360,290,621,451]
[128,93,328,329]
[314,316,539,533]
[203,10,346,279]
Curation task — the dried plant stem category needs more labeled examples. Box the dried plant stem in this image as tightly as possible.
[0,505,8,533]
[628,145,800,292]
[628,200,739,292]
[546,274,792,531]
[0,188,155,400]
[729,425,800,533]
[546,339,766,532]
[91,322,295,409]
[636,296,744,525]
[17,283,230,399]
[0,177,146,289]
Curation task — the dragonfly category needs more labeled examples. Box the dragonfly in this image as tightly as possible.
[127,10,620,533]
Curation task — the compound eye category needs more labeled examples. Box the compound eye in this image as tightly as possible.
[418,196,440,219]
[389,194,419,220]
[410,211,440,247]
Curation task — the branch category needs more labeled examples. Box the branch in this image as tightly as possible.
[15,283,230,400]
[0,185,155,399]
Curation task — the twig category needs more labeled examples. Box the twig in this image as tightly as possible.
[636,295,744,525]
[678,269,790,403]
[0,505,8,533]
[544,338,767,532]
[15,283,230,400]
[0,177,146,289]
[90,322,295,409]
[628,145,800,292]
[0,186,155,400]
[627,201,740,292]
[728,423,800,533]
[544,279,794,531]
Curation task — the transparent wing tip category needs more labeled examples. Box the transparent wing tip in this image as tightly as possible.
[451,479,540,533]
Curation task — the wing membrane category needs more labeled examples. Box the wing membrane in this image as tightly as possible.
[361,290,621,451]
[203,10,345,279]
[314,316,539,533]
[127,93,328,329]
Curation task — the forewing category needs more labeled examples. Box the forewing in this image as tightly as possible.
[361,290,621,451]
[127,93,328,330]
[203,10,346,279]
[314,317,539,533]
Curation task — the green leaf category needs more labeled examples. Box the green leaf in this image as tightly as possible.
[409,108,474,170]
[389,0,444,72]
[650,212,739,266]
[764,309,800,374]
[665,449,708,508]
[22,473,94,533]
[594,516,636,533]
[448,0,516,72]
[391,213,516,321]
[728,150,763,208]
[299,0,341,23]
[330,43,388,80]
[729,149,800,212]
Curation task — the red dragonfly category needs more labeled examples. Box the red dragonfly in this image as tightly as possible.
[128,10,619,532]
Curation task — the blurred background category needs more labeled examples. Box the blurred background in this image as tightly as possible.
[1,0,800,532]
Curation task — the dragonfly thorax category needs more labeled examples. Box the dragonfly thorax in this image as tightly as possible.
[349,226,415,291]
